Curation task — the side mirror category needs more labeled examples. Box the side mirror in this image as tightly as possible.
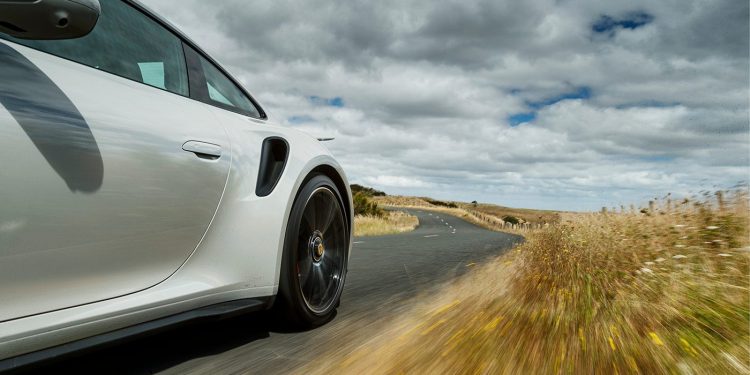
[0,0,101,40]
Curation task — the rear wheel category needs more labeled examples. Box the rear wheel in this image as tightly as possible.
[277,174,348,327]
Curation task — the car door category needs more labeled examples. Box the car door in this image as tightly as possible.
[0,0,231,321]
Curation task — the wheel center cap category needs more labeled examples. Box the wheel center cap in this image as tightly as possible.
[310,231,325,262]
[316,242,325,258]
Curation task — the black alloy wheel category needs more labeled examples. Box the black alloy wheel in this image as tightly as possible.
[276,174,348,327]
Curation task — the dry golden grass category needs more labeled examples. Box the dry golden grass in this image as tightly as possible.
[466,202,562,225]
[303,191,749,374]
[373,195,436,208]
[354,211,419,237]
[374,195,563,226]
[373,201,533,235]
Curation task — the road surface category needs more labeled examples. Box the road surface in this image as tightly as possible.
[20,209,522,374]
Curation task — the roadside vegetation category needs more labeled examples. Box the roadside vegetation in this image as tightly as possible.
[469,201,561,226]
[353,190,384,217]
[351,185,418,236]
[350,184,387,197]
[373,195,561,233]
[307,190,749,374]
[354,211,419,237]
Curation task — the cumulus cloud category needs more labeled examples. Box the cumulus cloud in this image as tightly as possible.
[143,0,748,210]
[363,175,432,188]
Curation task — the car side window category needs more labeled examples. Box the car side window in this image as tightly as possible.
[184,45,261,117]
[2,0,188,96]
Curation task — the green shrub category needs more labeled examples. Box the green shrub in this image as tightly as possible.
[353,192,384,217]
[424,198,458,208]
[502,215,520,224]
[350,184,386,197]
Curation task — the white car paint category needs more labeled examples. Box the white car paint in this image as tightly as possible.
[0,41,233,322]
[0,1,352,361]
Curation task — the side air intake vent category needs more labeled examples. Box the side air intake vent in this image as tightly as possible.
[256,137,288,197]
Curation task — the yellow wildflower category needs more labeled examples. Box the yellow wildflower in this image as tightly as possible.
[649,332,664,346]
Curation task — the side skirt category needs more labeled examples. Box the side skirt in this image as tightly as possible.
[0,297,271,372]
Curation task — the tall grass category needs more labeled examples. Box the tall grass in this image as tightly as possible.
[304,191,749,374]
[354,211,419,237]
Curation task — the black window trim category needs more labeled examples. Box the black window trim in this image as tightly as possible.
[0,0,193,100]
[182,42,262,118]
[0,0,268,120]
[124,0,267,120]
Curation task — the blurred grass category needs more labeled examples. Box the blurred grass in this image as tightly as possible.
[306,190,749,374]
[354,211,419,237]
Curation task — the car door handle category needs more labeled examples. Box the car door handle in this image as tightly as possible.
[182,140,222,160]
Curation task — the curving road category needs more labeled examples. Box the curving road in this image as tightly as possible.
[18,210,522,374]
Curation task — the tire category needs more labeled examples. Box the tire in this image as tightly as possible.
[276,174,349,327]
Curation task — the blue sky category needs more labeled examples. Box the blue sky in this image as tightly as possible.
[509,86,592,126]
[592,12,654,35]
[308,95,344,108]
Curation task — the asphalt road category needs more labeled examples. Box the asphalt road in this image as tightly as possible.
[20,209,522,374]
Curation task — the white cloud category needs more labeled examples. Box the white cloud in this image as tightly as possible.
[363,175,433,188]
[142,0,749,210]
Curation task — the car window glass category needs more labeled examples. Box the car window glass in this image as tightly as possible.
[1,0,188,96]
[198,55,260,116]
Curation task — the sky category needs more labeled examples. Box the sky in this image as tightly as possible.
[143,0,749,211]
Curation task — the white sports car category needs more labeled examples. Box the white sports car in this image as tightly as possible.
[0,0,352,368]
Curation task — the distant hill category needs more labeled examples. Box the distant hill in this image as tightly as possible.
[350,184,386,197]
[373,195,562,225]
[466,202,561,225]
[349,185,563,225]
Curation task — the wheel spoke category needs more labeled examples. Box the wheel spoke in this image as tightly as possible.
[299,259,313,288]
[300,211,314,233]
[313,194,329,231]
[319,257,330,280]
[305,265,318,300]
[314,265,326,303]
[322,257,335,295]
[303,200,317,230]
[297,255,313,283]
[323,238,341,269]
[321,201,338,235]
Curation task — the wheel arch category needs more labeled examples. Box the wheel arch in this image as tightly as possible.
[306,164,353,234]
